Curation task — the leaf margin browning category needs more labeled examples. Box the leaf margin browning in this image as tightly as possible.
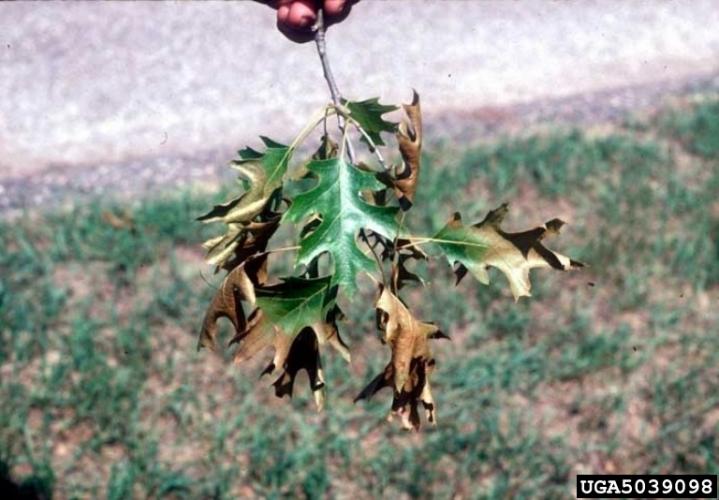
[355,286,447,430]
[434,203,584,300]
[197,138,291,224]
[393,90,423,210]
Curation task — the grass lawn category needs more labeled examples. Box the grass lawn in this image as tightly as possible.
[1,95,718,499]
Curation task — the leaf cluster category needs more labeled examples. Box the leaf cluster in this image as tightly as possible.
[197,93,583,430]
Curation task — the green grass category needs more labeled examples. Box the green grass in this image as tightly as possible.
[1,95,718,498]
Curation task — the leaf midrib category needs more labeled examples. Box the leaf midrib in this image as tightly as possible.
[265,146,292,188]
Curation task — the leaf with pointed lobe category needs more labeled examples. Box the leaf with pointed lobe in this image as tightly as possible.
[343,97,398,147]
[197,138,290,224]
[356,287,447,430]
[434,203,584,300]
[392,91,422,210]
[227,277,349,410]
[197,254,268,351]
[284,157,399,293]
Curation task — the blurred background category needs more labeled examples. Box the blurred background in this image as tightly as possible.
[1,1,718,498]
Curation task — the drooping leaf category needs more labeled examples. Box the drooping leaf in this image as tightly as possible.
[375,287,446,390]
[356,357,437,431]
[254,276,335,337]
[434,203,584,300]
[270,308,350,411]
[284,158,399,292]
[197,138,290,224]
[203,214,280,270]
[271,327,326,410]
[385,238,427,290]
[343,98,397,147]
[228,277,349,409]
[198,138,289,270]
[197,254,268,351]
[393,91,422,210]
[355,287,447,430]
[246,277,347,362]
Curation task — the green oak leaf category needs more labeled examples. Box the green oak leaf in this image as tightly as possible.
[230,277,336,366]
[197,137,290,224]
[229,277,349,410]
[434,203,583,300]
[343,98,398,147]
[255,277,335,337]
[284,158,399,292]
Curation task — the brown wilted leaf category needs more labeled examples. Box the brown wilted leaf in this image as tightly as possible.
[197,255,268,351]
[230,305,350,411]
[355,356,437,431]
[271,327,326,410]
[390,239,427,290]
[202,213,280,271]
[269,315,349,412]
[356,287,447,430]
[393,91,422,210]
[220,216,279,274]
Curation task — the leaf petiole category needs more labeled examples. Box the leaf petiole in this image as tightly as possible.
[400,236,489,250]
[344,114,389,170]
[288,105,336,154]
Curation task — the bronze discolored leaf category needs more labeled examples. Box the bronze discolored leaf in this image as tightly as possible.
[198,255,267,351]
[223,277,349,410]
[435,203,584,300]
[356,287,448,430]
[393,91,422,210]
[268,311,350,411]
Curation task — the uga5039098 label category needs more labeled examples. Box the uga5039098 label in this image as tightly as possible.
[576,475,717,498]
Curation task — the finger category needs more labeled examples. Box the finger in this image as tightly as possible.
[275,0,318,43]
[323,0,356,27]
[323,0,347,17]
[285,0,318,30]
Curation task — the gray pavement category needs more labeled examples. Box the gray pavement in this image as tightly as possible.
[1,1,719,213]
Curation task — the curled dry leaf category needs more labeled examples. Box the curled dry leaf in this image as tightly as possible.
[271,327,326,410]
[198,138,289,269]
[212,216,280,273]
[393,91,422,210]
[198,255,267,351]
[356,287,448,430]
[269,313,349,411]
[197,138,289,225]
[434,203,584,300]
[387,238,427,290]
